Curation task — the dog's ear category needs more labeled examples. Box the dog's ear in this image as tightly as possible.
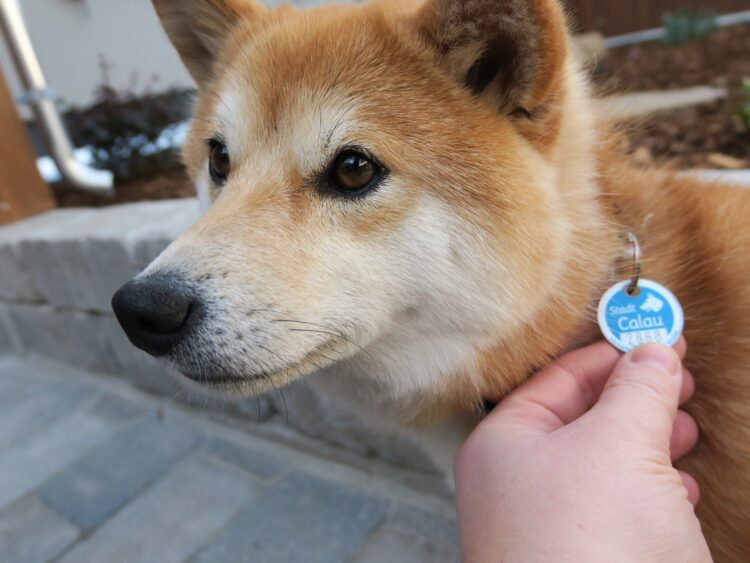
[413,0,568,116]
[152,0,263,88]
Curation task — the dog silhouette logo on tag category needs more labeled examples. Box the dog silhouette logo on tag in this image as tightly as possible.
[598,279,684,353]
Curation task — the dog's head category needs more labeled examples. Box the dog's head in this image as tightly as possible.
[113,0,597,416]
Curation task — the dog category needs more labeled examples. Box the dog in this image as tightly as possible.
[111,0,750,559]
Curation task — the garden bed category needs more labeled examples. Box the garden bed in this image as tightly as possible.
[53,166,193,208]
[54,24,750,207]
[55,86,195,207]
[594,24,750,169]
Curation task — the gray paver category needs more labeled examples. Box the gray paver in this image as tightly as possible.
[0,306,22,354]
[204,437,285,480]
[60,456,258,563]
[191,471,387,563]
[351,505,460,563]
[0,408,121,511]
[0,378,94,449]
[0,495,79,563]
[0,356,458,563]
[5,305,125,376]
[85,392,145,423]
[0,244,41,303]
[0,359,89,410]
[277,378,438,473]
[0,200,200,312]
[40,416,198,530]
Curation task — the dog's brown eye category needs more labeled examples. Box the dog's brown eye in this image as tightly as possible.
[331,151,379,193]
[209,141,230,184]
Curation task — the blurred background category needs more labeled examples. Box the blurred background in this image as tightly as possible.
[1,0,749,212]
[0,1,748,562]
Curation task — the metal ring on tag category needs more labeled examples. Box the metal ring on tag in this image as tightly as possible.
[626,232,642,296]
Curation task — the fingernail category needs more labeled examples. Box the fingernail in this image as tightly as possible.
[631,345,680,376]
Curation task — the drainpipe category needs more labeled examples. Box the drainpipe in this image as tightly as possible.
[0,0,113,193]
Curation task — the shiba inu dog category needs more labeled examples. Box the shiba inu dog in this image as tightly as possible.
[111,0,750,558]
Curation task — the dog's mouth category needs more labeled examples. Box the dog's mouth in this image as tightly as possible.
[172,335,348,395]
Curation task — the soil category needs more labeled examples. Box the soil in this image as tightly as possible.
[593,24,750,169]
[53,166,194,208]
[54,24,750,208]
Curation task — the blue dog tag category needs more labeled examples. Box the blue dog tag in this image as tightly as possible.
[597,279,684,353]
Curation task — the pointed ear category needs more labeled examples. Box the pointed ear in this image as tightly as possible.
[152,0,263,88]
[413,0,569,115]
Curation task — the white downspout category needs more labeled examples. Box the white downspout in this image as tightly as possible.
[0,0,113,193]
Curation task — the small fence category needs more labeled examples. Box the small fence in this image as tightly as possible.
[564,0,750,35]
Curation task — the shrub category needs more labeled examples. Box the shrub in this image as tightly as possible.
[63,61,194,181]
[662,10,718,45]
[739,78,750,131]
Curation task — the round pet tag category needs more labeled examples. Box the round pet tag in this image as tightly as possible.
[597,279,684,353]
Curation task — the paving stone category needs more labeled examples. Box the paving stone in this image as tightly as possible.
[3,306,175,395]
[18,237,138,312]
[0,357,458,563]
[0,244,40,303]
[0,495,79,563]
[351,527,459,563]
[0,200,201,313]
[60,456,258,563]
[0,375,94,449]
[275,378,439,474]
[0,208,96,245]
[5,305,120,375]
[86,392,145,423]
[40,415,199,530]
[0,354,84,380]
[204,437,285,480]
[351,505,460,563]
[0,407,120,511]
[0,358,90,411]
[190,472,387,563]
[0,306,22,355]
[219,394,275,422]
[0,356,17,373]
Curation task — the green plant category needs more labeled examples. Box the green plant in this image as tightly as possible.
[739,78,750,131]
[662,10,718,45]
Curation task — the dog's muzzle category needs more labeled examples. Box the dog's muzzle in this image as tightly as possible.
[112,274,202,357]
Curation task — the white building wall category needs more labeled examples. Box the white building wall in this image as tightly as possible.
[0,0,194,117]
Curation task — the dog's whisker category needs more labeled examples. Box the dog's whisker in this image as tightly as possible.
[278,389,289,426]
[276,320,378,362]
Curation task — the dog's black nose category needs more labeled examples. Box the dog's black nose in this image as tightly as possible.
[112,275,200,357]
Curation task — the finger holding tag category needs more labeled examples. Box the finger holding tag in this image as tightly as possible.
[597,234,684,353]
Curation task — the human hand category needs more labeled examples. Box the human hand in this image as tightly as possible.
[454,340,711,562]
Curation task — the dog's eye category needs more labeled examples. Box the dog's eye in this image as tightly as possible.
[209,141,230,184]
[330,151,380,194]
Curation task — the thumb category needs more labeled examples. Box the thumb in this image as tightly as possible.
[591,344,683,445]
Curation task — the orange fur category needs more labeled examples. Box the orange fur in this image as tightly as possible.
[145,0,750,558]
